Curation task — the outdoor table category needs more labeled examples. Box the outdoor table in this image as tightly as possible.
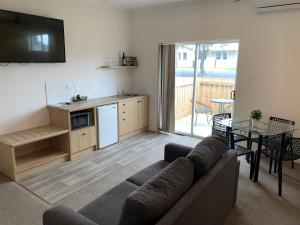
[211,98,234,113]
[218,118,295,195]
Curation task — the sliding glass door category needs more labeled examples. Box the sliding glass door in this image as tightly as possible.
[175,42,239,137]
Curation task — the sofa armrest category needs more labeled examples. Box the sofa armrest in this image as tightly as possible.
[43,205,98,225]
[164,143,193,162]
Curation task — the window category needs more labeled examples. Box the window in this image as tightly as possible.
[178,52,182,60]
[183,52,187,60]
[31,34,49,52]
[216,51,228,60]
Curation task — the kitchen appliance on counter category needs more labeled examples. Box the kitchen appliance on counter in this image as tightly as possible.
[70,110,93,130]
[97,104,118,149]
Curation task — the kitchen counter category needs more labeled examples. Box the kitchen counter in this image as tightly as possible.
[48,95,147,112]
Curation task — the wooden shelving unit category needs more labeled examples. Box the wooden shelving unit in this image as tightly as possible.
[0,125,70,181]
[16,149,68,174]
[98,65,138,69]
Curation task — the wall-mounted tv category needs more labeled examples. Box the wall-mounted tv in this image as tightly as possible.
[0,9,66,63]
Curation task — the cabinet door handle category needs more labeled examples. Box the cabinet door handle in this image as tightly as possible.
[123,104,125,106]
[123,119,126,121]
[82,133,86,136]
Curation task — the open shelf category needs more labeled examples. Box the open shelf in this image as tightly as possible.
[16,148,68,174]
[98,65,138,69]
[0,125,70,180]
[0,125,69,147]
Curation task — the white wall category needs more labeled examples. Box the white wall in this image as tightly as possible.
[130,0,300,134]
[0,0,132,135]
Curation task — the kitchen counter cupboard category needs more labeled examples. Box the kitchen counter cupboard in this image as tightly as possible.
[0,95,149,180]
[48,95,149,156]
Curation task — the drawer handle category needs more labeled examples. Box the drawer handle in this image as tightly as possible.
[82,133,86,136]
[123,119,126,121]
[123,104,125,106]
[123,112,126,113]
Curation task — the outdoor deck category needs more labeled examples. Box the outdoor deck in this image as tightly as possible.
[175,77,234,137]
[175,114,212,137]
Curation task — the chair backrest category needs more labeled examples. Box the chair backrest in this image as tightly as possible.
[283,137,300,161]
[269,117,295,133]
[212,113,231,136]
[212,113,232,149]
[270,116,295,126]
[269,116,295,141]
[191,100,210,110]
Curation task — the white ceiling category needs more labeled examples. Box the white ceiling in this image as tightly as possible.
[89,0,198,10]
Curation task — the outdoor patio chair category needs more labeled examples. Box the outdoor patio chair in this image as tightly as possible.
[193,101,212,125]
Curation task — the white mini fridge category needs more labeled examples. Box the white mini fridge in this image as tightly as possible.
[97,103,118,149]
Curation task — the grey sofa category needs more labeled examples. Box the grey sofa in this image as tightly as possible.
[43,136,240,225]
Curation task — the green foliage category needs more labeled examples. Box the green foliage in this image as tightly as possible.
[250,109,262,120]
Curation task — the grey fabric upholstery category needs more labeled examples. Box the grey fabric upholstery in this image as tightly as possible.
[187,135,227,180]
[164,143,193,162]
[156,150,239,225]
[43,205,98,225]
[79,181,138,225]
[43,141,239,225]
[127,160,169,186]
[233,160,240,208]
[119,158,194,225]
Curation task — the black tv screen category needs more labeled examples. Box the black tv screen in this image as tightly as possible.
[0,10,66,63]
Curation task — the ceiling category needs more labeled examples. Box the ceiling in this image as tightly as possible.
[89,0,198,10]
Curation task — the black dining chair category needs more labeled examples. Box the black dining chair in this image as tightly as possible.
[264,137,300,196]
[251,116,295,173]
[212,113,249,144]
[212,113,255,178]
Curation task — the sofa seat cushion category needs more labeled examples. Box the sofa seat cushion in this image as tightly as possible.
[119,157,194,225]
[79,181,138,225]
[187,135,227,180]
[127,160,170,186]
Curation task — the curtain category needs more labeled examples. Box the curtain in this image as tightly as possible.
[158,44,176,132]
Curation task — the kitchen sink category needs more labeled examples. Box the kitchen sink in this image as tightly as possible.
[124,93,139,97]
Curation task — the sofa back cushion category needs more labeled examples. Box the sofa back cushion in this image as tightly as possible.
[118,157,194,225]
[187,135,227,180]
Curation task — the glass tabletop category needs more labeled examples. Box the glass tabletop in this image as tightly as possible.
[219,118,295,137]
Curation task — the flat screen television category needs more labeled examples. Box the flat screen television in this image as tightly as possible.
[0,9,66,63]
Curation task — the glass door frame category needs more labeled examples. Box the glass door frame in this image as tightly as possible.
[174,40,240,138]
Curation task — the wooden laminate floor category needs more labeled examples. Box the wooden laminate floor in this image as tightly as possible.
[18,131,200,204]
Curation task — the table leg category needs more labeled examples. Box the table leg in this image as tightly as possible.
[278,132,287,196]
[219,104,223,113]
[253,135,263,182]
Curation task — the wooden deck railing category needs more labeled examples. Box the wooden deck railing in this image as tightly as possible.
[175,78,235,120]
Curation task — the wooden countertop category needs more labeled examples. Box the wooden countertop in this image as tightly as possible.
[47,95,148,112]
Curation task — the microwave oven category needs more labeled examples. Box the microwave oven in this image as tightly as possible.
[70,110,93,130]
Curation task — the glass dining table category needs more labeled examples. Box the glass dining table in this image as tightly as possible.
[219,118,295,187]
